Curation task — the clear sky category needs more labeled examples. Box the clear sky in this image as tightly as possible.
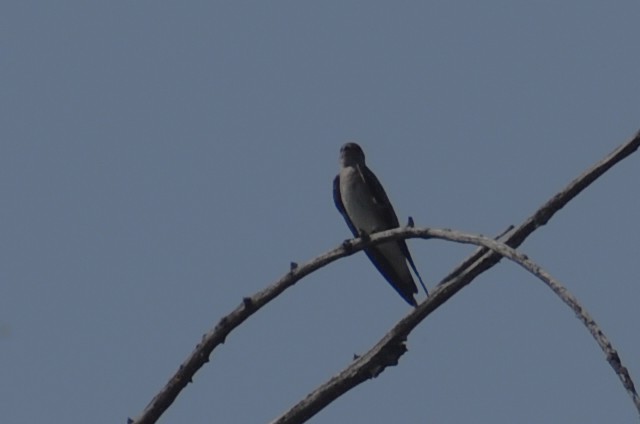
[2,2,639,423]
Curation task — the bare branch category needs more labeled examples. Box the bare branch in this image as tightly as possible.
[270,130,640,422]
[270,227,640,423]
[129,130,640,424]
[128,243,357,424]
[440,129,640,286]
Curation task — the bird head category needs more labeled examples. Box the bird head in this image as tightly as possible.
[339,142,365,167]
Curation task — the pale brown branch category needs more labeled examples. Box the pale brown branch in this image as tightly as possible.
[270,228,640,423]
[129,130,640,424]
[440,128,640,286]
[270,129,640,423]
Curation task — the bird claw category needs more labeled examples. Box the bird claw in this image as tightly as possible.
[359,232,371,242]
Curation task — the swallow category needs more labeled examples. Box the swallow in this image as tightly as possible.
[333,142,428,306]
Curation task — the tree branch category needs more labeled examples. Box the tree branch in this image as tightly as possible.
[129,130,640,424]
[440,128,640,286]
[270,227,640,423]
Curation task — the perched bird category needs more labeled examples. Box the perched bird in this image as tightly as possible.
[333,142,428,306]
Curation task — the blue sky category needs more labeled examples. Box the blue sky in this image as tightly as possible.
[2,2,639,423]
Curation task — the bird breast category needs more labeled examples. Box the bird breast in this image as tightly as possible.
[340,166,383,234]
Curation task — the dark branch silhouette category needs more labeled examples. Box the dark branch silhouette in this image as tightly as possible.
[129,130,640,424]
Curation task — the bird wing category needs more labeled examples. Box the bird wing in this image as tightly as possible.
[360,164,428,296]
[334,168,427,301]
[358,164,400,228]
[362,247,418,306]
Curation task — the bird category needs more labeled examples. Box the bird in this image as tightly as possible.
[333,142,428,306]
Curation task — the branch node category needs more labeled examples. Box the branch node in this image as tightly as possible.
[341,239,354,253]
[215,316,228,331]
[242,297,253,309]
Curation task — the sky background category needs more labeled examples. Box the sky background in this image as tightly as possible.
[2,2,639,423]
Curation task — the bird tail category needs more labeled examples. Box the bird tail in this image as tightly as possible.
[406,254,428,297]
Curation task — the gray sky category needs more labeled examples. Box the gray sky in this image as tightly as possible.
[2,2,639,423]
